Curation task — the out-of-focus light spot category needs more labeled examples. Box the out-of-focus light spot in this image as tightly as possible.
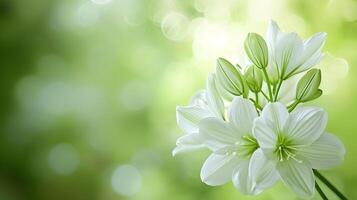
[91,0,112,5]
[131,149,162,170]
[111,164,142,196]
[119,80,151,111]
[76,2,100,27]
[196,0,231,21]
[118,0,144,26]
[161,12,189,41]
[48,143,80,175]
[192,21,234,60]
[327,0,357,21]
[318,53,349,95]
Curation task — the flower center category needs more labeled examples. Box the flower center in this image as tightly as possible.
[274,134,301,162]
[231,135,259,158]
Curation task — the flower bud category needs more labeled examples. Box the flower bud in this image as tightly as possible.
[244,33,268,69]
[244,65,263,93]
[216,58,248,97]
[296,69,322,102]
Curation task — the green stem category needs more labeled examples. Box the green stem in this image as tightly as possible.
[313,170,348,200]
[315,181,328,200]
[262,68,273,102]
[287,100,300,112]
[260,90,269,101]
[274,79,283,101]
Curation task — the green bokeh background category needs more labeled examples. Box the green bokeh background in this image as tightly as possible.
[0,0,356,199]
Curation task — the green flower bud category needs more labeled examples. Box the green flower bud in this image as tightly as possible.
[296,69,322,102]
[244,65,263,93]
[216,58,248,97]
[244,33,268,69]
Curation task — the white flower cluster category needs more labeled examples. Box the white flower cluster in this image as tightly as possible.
[173,21,346,199]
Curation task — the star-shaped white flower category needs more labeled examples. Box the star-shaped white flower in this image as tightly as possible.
[266,20,327,81]
[198,97,278,195]
[253,103,345,198]
[173,74,225,156]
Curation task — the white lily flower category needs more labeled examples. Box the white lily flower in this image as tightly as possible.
[198,97,279,195]
[266,20,327,80]
[253,103,345,198]
[173,74,225,156]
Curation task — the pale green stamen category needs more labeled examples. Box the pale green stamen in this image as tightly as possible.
[275,134,301,163]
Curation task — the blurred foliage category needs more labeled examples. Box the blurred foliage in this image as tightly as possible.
[0,0,356,199]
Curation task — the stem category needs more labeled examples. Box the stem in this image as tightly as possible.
[313,170,348,200]
[260,90,270,101]
[262,68,273,101]
[287,100,300,112]
[249,98,262,111]
[255,92,259,104]
[315,181,328,200]
[273,79,283,101]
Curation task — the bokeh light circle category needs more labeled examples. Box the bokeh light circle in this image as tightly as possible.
[161,12,189,41]
[48,143,80,175]
[111,164,142,196]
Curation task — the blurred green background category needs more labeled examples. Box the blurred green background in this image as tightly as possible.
[0,0,356,199]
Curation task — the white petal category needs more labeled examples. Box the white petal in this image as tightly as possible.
[254,103,288,151]
[249,149,280,191]
[199,118,240,150]
[266,20,281,83]
[275,32,303,79]
[228,97,258,134]
[176,105,212,134]
[232,159,258,195]
[277,159,315,198]
[276,74,301,105]
[299,32,327,66]
[283,106,327,144]
[266,20,281,49]
[189,90,208,108]
[260,102,288,133]
[200,153,239,186]
[172,133,205,156]
[253,120,276,151]
[300,133,345,169]
[206,74,225,119]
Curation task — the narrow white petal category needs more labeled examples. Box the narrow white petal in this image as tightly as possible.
[199,118,240,150]
[276,74,301,105]
[232,159,259,195]
[266,20,281,83]
[176,105,212,134]
[300,32,327,65]
[275,32,303,78]
[266,20,281,51]
[189,90,208,108]
[172,133,205,156]
[206,74,225,119]
[300,133,345,169]
[260,102,288,133]
[253,118,277,151]
[249,149,280,191]
[200,153,239,186]
[228,97,258,134]
[283,106,327,144]
[297,51,324,74]
[277,159,315,198]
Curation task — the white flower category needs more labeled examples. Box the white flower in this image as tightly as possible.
[173,74,224,156]
[253,103,345,198]
[198,97,279,195]
[266,20,327,81]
